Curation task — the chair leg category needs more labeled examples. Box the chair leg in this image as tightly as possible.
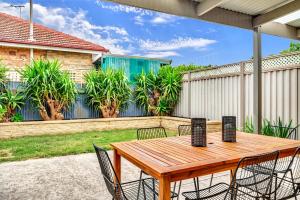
[208,174,214,192]
[176,181,182,200]
[137,171,143,199]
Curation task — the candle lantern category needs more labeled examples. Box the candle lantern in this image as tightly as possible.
[222,116,236,142]
[191,118,207,147]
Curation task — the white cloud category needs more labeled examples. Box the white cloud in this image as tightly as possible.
[150,13,176,24]
[0,2,130,54]
[96,1,153,16]
[139,37,217,51]
[134,15,144,26]
[143,51,180,58]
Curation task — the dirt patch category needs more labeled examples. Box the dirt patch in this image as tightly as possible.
[0,149,13,159]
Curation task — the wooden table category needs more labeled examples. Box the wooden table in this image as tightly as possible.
[110,132,300,200]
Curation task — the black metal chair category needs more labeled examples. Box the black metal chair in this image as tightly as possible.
[271,125,298,140]
[93,144,157,200]
[270,147,300,200]
[137,127,179,199]
[182,151,279,200]
[137,127,167,140]
[178,125,214,192]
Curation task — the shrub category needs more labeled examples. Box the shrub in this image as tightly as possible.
[174,64,211,73]
[243,117,254,133]
[84,68,131,118]
[135,65,182,116]
[0,104,6,122]
[20,59,77,120]
[11,113,23,122]
[0,61,8,92]
[0,90,24,122]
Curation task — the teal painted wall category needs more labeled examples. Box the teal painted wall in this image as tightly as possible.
[101,56,163,82]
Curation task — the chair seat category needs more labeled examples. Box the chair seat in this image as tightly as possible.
[120,178,156,200]
[182,183,229,200]
[143,178,179,199]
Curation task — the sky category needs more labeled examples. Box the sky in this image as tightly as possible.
[0,0,296,66]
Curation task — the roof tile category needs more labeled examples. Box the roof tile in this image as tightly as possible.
[0,12,109,52]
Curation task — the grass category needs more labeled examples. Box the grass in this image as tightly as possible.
[0,129,177,163]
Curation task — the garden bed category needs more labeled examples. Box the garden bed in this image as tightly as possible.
[0,116,221,138]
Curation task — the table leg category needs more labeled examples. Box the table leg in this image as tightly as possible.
[113,149,121,183]
[159,176,171,200]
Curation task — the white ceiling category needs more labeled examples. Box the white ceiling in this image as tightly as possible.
[219,0,293,15]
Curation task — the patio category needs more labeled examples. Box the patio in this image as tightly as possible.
[0,152,229,200]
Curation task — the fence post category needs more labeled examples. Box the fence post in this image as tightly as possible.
[240,62,245,129]
[188,72,192,118]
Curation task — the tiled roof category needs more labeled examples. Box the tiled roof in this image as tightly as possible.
[0,12,109,52]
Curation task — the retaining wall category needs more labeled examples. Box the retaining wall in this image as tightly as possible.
[0,117,221,138]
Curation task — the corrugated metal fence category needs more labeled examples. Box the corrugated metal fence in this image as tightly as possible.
[173,52,300,130]
[8,83,145,121]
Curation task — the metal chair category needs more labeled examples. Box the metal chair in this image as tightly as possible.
[271,125,298,140]
[93,144,157,200]
[137,127,167,140]
[182,151,279,200]
[178,125,214,192]
[137,127,179,199]
[270,147,300,199]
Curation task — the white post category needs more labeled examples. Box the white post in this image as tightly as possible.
[253,27,262,134]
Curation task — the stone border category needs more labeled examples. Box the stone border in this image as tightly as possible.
[0,116,221,139]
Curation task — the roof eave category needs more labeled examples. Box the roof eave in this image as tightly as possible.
[0,41,106,55]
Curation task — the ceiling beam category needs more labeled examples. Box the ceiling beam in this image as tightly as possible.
[105,0,252,29]
[196,0,229,16]
[261,22,300,40]
[253,0,300,27]
[106,0,300,40]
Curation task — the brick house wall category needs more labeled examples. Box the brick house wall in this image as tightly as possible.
[0,46,95,84]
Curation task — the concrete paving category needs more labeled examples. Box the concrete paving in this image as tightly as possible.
[0,152,230,200]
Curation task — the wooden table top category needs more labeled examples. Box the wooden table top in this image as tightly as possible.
[111,132,300,182]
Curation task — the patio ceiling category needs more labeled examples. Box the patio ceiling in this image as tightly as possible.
[106,0,300,40]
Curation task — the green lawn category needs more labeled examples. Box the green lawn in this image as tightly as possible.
[0,129,177,163]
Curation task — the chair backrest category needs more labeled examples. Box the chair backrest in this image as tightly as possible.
[178,125,191,136]
[289,147,300,184]
[271,125,298,140]
[93,144,124,199]
[229,151,279,198]
[137,127,167,140]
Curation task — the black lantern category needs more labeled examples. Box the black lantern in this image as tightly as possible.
[191,118,206,147]
[222,116,236,142]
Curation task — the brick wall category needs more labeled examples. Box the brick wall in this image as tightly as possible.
[0,117,222,138]
[0,46,94,83]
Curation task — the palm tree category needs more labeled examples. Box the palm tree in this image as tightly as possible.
[84,68,131,118]
[20,59,77,120]
[135,66,182,116]
[0,90,24,122]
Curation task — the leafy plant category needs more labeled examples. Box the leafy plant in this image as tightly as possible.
[281,42,300,54]
[0,61,8,92]
[0,90,24,122]
[135,66,182,116]
[174,64,211,73]
[84,68,131,118]
[243,117,254,133]
[20,59,77,120]
[261,119,274,136]
[272,118,296,138]
[260,118,298,138]
[0,104,7,122]
[11,113,23,122]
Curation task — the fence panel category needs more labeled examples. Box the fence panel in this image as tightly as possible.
[174,52,300,132]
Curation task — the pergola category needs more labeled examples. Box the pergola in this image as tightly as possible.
[107,0,300,133]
